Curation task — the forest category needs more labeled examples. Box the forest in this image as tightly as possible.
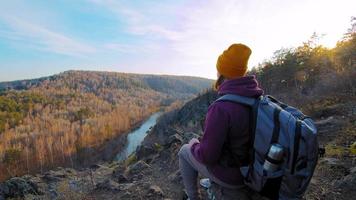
[251,21,355,105]
[0,71,212,181]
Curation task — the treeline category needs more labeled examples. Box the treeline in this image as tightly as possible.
[251,19,355,107]
[0,72,211,181]
[152,19,356,143]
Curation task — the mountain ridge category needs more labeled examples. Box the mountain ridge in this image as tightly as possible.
[0,70,212,91]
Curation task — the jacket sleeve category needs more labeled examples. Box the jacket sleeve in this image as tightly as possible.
[192,102,230,165]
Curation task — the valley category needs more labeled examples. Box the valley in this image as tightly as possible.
[0,71,212,181]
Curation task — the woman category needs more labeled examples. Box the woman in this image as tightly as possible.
[178,43,264,200]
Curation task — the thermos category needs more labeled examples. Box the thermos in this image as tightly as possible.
[263,143,284,172]
[200,178,216,200]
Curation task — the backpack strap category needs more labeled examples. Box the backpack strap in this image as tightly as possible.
[216,94,256,107]
[266,95,288,109]
[270,107,282,144]
[291,120,302,174]
[215,94,261,167]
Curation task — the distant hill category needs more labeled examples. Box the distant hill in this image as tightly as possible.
[0,70,212,181]
[0,71,211,96]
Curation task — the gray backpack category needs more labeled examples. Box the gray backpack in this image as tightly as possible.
[217,94,318,200]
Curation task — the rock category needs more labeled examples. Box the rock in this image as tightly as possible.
[65,168,77,175]
[126,161,151,175]
[49,188,58,199]
[22,175,46,195]
[112,165,126,177]
[96,179,120,191]
[68,180,80,191]
[131,173,144,181]
[350,166,356,174]
[90,164,102,169]
[315,116,335,125]
[147,185,163,197]
[93,165,115,181]
[168,170,182,183]
[166,134,183,146]
[119,183,135,191]
[182,132,200,142]
[0,177,42,199]
[321,157,341,166]
[118,174,130,183]
[333,168,356,189]
[136,145,156,160]
[43,170,67,182]
[43,175,62,182]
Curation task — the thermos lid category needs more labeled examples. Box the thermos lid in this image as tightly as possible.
[268,143,284,160]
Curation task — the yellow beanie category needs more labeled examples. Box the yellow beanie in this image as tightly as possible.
[216,43,252,79]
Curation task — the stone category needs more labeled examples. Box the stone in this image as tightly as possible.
[112,165,126,177]
[147,185,163,197]
[43,174,62,182]
[126,161,151,175]
[119,183,134,191]
[96,179,120,191]
[334,172,356,189]
[89,164,106,170]
[43,170,68,182]
[65,168,77,175]
[118,174,130,183]
[182,132,200,142]
[136,145,156,160]
[168,170,182,183]
[350,166,356,174]
[167,134,183,146]
[321,157,341,166]
[0,177,42,198]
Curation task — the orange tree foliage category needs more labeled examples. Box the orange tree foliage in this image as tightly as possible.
[0,72,211,180]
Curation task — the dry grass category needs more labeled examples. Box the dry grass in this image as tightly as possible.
[56,180,86,200]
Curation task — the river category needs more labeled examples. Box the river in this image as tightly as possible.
[116,112,161,161]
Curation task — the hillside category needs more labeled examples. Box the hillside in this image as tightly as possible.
[1,88,354,200]
[0,71,212,181]
[0,21,355,200]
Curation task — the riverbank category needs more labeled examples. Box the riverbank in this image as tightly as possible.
[70,111,162,168]
[116,112,162,161]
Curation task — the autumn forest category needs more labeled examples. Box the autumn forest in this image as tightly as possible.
[0,71,212,181]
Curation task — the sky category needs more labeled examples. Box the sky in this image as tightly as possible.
[0,0,355,81]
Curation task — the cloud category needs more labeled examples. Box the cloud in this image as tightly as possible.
[1,0,354,80]
[88,0,356,79]
[103,42,160,54]
[0,14,97,57]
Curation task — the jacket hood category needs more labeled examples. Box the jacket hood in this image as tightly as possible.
[218,75,264,98]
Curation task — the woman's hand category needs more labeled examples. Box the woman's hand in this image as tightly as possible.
[189,138,200,145]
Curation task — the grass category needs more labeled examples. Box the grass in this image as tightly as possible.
[325,144,349,157]
[350,142,356,155]
[124,153,137,167]
[154,143,163,151]
[56,180,85,200]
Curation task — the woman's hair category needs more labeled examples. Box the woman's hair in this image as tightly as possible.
[214,75,225,90]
